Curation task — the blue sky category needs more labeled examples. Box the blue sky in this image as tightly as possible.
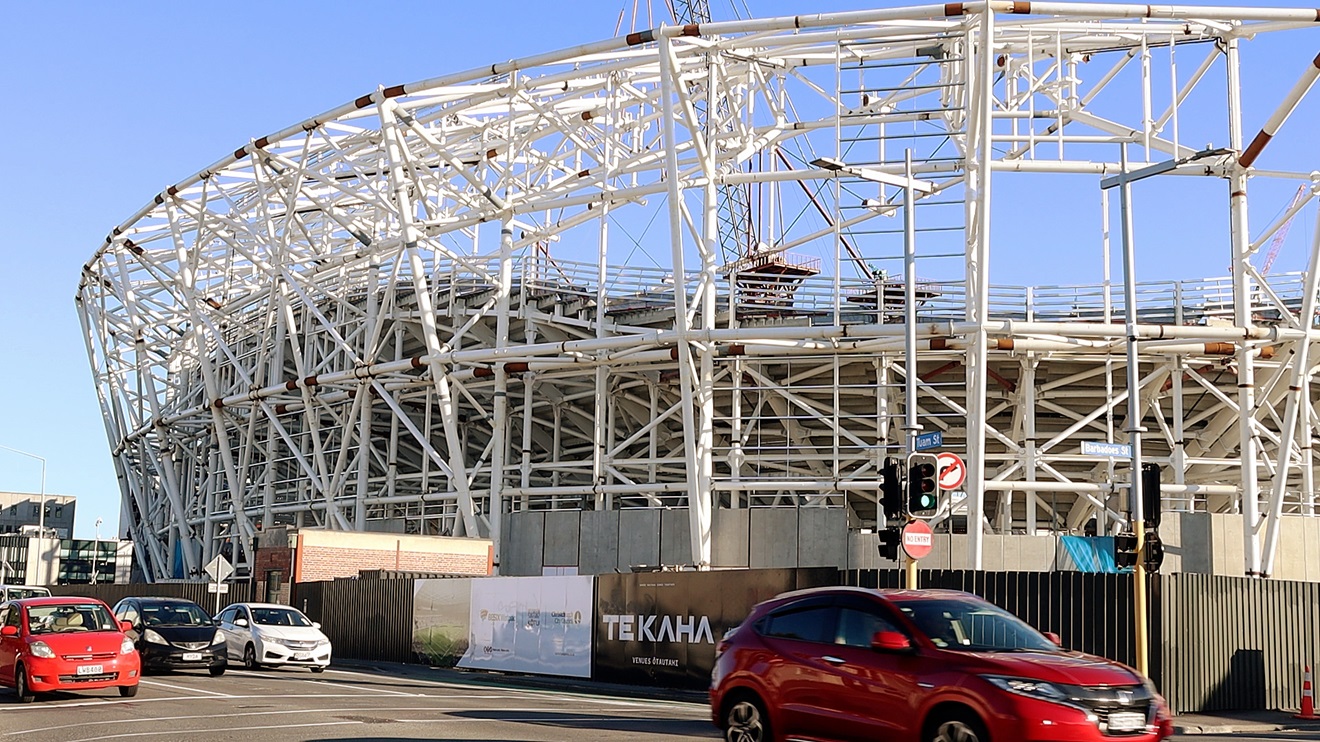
[0,1,1317,540]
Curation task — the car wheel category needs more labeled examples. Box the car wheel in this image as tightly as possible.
[310,666,325,674]
[243,644,261,671]
[209,665,227,677]
[723,694,771,742]
[119,684,139,698]
[926,710,989,742]
[14,666,35,704]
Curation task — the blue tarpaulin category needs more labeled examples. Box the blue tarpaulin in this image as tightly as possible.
[1060,535,1124,573]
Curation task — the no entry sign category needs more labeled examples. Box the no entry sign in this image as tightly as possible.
[902,520,934,560]
[936,452,967,490]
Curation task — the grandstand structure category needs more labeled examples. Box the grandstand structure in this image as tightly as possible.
[79,2,1320,581]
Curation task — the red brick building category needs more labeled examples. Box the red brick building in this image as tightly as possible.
[254,527,492,604]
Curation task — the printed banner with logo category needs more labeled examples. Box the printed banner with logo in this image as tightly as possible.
[594,568,836,688]
[458,575,593,678]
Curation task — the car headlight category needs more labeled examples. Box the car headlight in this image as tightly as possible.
[121,636,136,654]
[983,675,1070,703]
[211,630,226,646]
[29,641,55,659]
[143,629,167,645]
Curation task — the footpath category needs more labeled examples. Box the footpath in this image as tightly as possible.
[336,659,1320,736]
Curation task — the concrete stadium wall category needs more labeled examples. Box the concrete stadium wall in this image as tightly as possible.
[501,508,1320,578]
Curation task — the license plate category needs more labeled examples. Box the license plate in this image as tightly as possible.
[182,652,203,661]
[76,664,103,676]
[1108,712,1146,732]
[293,652,312,660]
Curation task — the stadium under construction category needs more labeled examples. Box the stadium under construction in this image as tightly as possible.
[78,2,1320,581]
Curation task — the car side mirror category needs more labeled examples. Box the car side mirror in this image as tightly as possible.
[872,630,914,653]
[0,625,17,637]
[312,621,321,630]
[119,620,133,633]
[1044,631,1064,647]
[235,618,248,627]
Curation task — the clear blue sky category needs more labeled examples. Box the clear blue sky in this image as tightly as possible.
[0,1,1316,539]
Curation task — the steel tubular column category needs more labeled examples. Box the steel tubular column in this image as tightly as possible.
[1226,39,1263,576]
[964,8,996,566]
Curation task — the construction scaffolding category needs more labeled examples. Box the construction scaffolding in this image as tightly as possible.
[78,2,1320,581]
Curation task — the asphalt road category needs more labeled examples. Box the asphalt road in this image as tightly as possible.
[0,665,720,742]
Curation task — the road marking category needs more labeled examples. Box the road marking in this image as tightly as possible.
[139,678,235,697]
[3,707,449,736]
[67,720,363,741]
[303,677,422,696]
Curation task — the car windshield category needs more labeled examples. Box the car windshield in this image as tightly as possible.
[7,588,49,600]
[898,598,1057,653]
[28,604,119,634]
[141,602,213,627]
[251,607,313,627]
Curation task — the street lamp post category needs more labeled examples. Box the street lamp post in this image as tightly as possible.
[1099,144,1230,679]
[93,517,103,585]
[0,444,47,585]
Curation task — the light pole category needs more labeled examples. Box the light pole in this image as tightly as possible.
[0,444,47,585]
[1099,144,1230,678]
[93,517,103,585]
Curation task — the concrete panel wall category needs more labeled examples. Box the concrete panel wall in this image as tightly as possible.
[712,508,749,568]
[502,512,544,576]
[659,509,692,566]
[617,509,660,571]
[579,511,620,575]
[750,509,798,568]
[543,511,581,567]
[797,508,846,568]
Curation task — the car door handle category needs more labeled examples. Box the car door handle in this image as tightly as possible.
[822,655,846,665]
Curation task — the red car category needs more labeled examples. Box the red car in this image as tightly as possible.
[710,587,1172,742]
[0,597,141,702]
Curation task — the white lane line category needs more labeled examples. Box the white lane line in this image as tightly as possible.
[69,720,362,742]
[0,693,401,712]
[7,707,447,737]
[139,678,235,698]
[303,677,421,697]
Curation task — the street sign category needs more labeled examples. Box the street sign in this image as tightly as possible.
[1082,441,1132,458]
[936,452,967,490]
[901,520,934,560]
[204,554,233,584]
[206,583,230,594]
[914,431,943,452]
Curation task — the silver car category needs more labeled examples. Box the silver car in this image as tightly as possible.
[215,602,331,672]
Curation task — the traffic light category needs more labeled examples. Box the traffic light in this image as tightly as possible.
[1144,532,1165,572]
[1141,463,1163,529]
[906,452,939,518]
[880,458,903,521]
[1115,532,1139,569]
[878,526,901,562]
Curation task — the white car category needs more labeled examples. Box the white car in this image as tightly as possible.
[215,602,331,672]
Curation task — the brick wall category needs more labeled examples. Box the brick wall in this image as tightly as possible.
[295,543,490,583]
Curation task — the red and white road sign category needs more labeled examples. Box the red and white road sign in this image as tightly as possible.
[902,520,934,560]
[936,452,966,490]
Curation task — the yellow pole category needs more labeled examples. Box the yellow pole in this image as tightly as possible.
[1133,520,1149,677]
[904,551,918,589]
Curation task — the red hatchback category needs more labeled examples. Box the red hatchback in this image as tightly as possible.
[0,597,141,702]
[710,587,1172,742]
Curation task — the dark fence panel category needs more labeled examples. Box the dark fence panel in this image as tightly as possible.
[293,578,414,663]
[46,582,252,613]
[844,569,1137,668]
[1160,574,1320,713]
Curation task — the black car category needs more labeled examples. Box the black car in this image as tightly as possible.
[112,597,227,675]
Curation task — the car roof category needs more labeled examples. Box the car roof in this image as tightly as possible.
[229,602,300,610]
[7,596,109,607]
[761,585,983,606]
[131,597,203,606]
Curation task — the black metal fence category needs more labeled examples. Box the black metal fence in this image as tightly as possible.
[1158,573,1319,713]
[46,582,253,612]
[846,569,1138,668]
[292,577,414,663]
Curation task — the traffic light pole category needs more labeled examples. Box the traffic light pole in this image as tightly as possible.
[902,150,919,591]
[1115,145,1149,679]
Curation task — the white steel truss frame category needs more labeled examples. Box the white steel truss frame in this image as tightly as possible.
[77,2,1320,580]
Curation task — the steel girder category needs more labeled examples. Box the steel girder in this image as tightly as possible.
[77,3,1320,580]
